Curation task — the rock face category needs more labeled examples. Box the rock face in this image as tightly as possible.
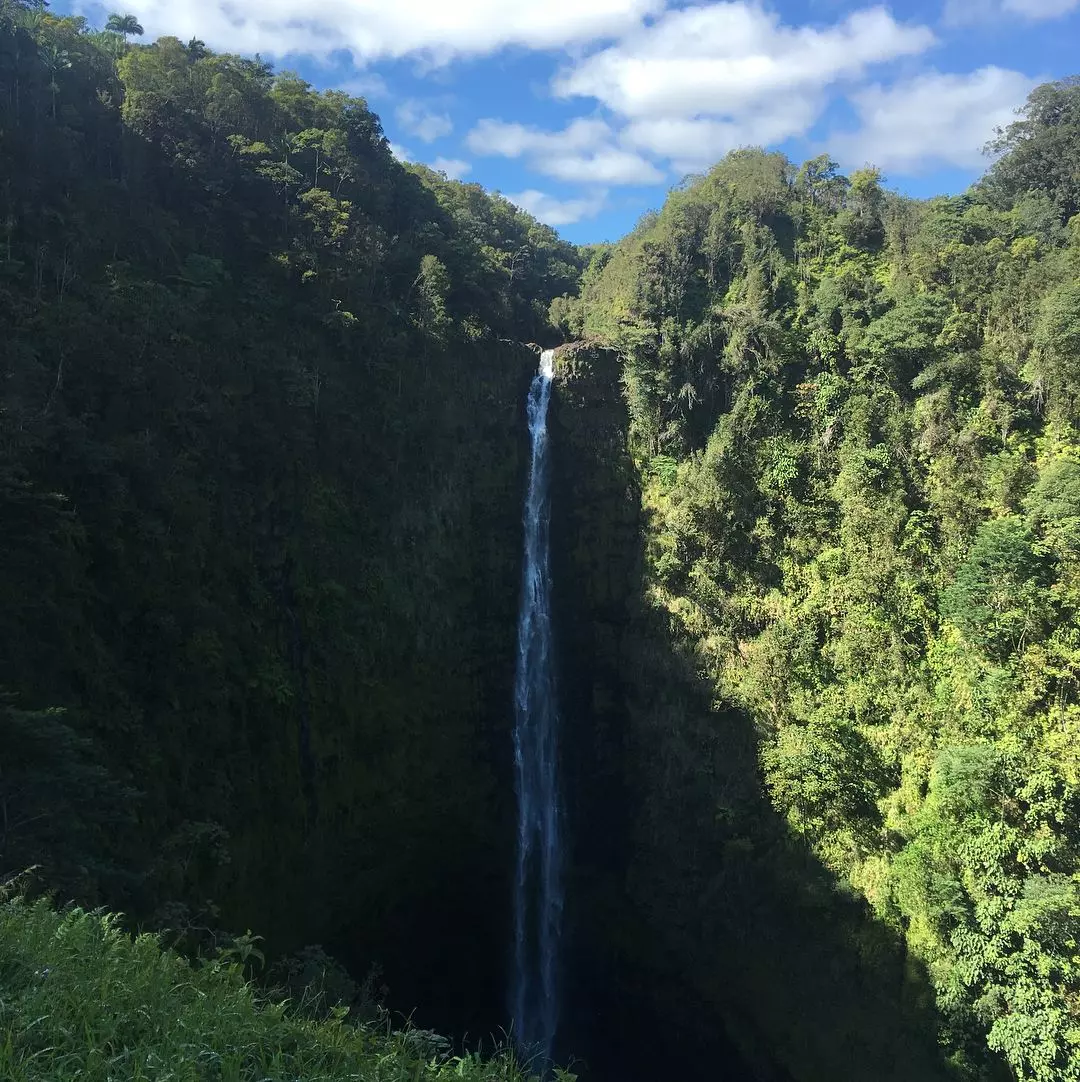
[273,339,538,1038]
[549,340,641,901]
[3,333,538,1044]
[549,341,641,929]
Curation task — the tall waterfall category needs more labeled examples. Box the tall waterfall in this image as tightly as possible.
[512,348,562,1069]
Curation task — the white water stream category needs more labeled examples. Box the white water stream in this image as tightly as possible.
[511,348,562,1069]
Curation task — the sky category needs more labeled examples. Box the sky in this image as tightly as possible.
[58,0,1080,243]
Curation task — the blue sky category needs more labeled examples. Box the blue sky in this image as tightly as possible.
[61,0,1080,243]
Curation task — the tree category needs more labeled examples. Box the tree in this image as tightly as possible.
[105,11,143,41]
[0,694,134,897]
[40,43,70,120]
[838,167,886,249]
[414,253,451,333]
[941,516,1054,660]
[1031,280,1080,411]
[795,154,848,211]
[983,76,1080,220]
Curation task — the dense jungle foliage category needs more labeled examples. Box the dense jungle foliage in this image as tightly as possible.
[0,0,578,1038]
[564,75,1080,1082]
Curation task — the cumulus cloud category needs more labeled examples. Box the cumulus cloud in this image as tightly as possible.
[542,147,664,184]
[1003,0,1080,14]
[828,67,1036,173]
[622,98,821,172]
[430,156,472,179]
[506,188,608,226]
[468,117,610,157]
[79,0,662,62]
[554,4,935,117]
[389,142,413,162]
[468,4,944,190]
[550,3,934,168]
[467,117,664,185]
[396,100,453,142]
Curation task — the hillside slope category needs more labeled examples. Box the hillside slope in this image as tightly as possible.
[567,80,1080,1082]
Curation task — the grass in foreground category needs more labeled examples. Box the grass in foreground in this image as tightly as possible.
[0,898,563,1082]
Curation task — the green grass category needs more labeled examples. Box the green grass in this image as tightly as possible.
[0,898,557,1082]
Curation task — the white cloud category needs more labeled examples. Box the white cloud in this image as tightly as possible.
[430,156,472,178]
[944,0,1078,24]
[334,73,389,99]
[543,146,665,184]
[467,5,944,187]
[555,4,935,118]
[389,142,414,162]
[397,100,453,142]
[467,117,664,185]
[549,3,935,168]
[828,67,1037,173]
[506,188,608,226]
[81,0,662,63]
[468,117,610,157]
[1004,0,1080,14]
[622,98,821,172]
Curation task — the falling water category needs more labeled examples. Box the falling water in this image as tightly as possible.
[512,347,562,1070]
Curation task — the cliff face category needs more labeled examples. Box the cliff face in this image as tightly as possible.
[3,332,536,1039]
[248,339,538,1036]
[548,342,760,1082]
[0,21,581,1044]
[546,343,953,1082]
[549,341,641,902]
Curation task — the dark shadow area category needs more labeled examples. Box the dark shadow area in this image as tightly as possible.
[548,343,973,1082]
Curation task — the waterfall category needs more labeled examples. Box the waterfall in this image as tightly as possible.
[512,347,562,1070]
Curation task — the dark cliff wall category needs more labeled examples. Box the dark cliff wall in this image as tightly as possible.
[3,327,536,1038]
[262,339,537,1035]
[0,19,581,1039]
[549,341,641,899]
[549,342,760,1082]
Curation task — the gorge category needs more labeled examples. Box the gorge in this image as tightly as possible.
[2,7,1080,1082]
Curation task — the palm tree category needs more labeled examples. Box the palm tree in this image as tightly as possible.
[105,13,144,41]
[42,44,70,119]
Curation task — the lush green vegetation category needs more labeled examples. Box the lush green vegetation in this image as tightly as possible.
[0,896,564,1082]
[569,76,1080,1082]
[5,1,1080,1079]
[0,0,577,1038]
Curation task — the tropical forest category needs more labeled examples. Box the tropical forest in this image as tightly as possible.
[2,2,1080,1080]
